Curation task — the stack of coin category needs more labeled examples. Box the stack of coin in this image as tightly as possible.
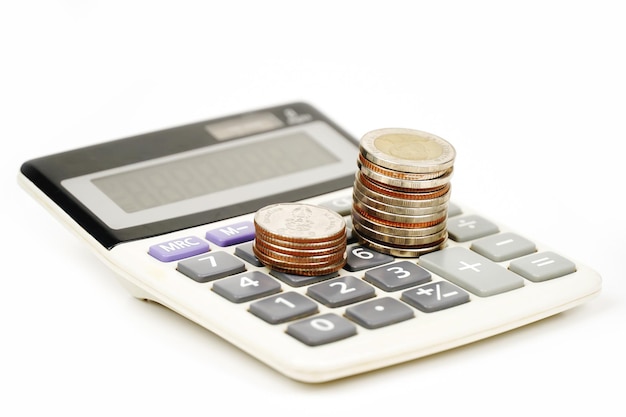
[352,128,456,257]
[253,203,347,276]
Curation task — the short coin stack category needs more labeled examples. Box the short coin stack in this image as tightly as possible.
[253,203,347,276]
[352,128,456,257]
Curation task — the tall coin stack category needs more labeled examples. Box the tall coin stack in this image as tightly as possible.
[253,203,348,276]
[352,128,456,257]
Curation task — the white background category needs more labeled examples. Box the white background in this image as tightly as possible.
[2,1,624,415]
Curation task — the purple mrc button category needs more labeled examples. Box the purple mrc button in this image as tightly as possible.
[148,236,210,262]
[206,221,255,247]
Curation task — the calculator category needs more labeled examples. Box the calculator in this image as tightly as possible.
[18,102,602,383]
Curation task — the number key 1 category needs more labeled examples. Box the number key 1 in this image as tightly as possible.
[249,292,318,324]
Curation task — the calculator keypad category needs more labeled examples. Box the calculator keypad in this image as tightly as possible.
[149,203,581,348]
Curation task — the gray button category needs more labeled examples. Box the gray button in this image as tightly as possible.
[269,270,339,287]
[307,276,375,307]
[249,292,318,324]
[345,297,414,329]
[319,195,353,216]
[509,251,576,282]
[364,261,431,292]
[344,245,395,272]
[234,242,263,267]
[212,271,281,303]
[419,247,524,297]
[471,232,536,262]
[448,215,499,242]
[448,202,463,217]
[401,281,470,312]
[177,251,246,283]
[287,313,357,346]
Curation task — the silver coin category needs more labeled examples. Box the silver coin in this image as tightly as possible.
[352,228,447,257]
[360,128,456,174]
[353,221,448,246]
[353,183,449,215]
[254,203,345,242]
[353,178,451,209]
[359,164,453,190]
[351,208,447,237]
[354,199,447,226]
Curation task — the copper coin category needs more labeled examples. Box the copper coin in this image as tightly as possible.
[357,172,451,200]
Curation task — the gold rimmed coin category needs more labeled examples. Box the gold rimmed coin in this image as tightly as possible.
[359,128,456,174]
[357,153,448,181]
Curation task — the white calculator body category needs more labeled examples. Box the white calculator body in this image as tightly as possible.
[18,102,601,383]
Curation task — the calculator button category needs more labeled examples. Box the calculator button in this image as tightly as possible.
[343,245,394,272]
[148,236,209,262]
[470,232,536,262]
[205,221,255,246]
[345,298,414,329]
[448,215,499,242]
[212,271,281,303]
[270,270,339,287]
[508,251,576,282]
[419,247,524,297]
[319,195,353,216]
[401,281,470,312]
[234,242,264,267]
[364,261,431,292]
[448,202,463,217]
[287,313,357,346]
[249,292,319,324]
[177,251,246,283]
[307,276,376,307]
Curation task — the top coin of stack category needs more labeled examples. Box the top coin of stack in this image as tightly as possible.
[352,128,456,257]
[253,203,347,276]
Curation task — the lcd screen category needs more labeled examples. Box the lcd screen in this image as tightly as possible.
[91,132,339,213]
